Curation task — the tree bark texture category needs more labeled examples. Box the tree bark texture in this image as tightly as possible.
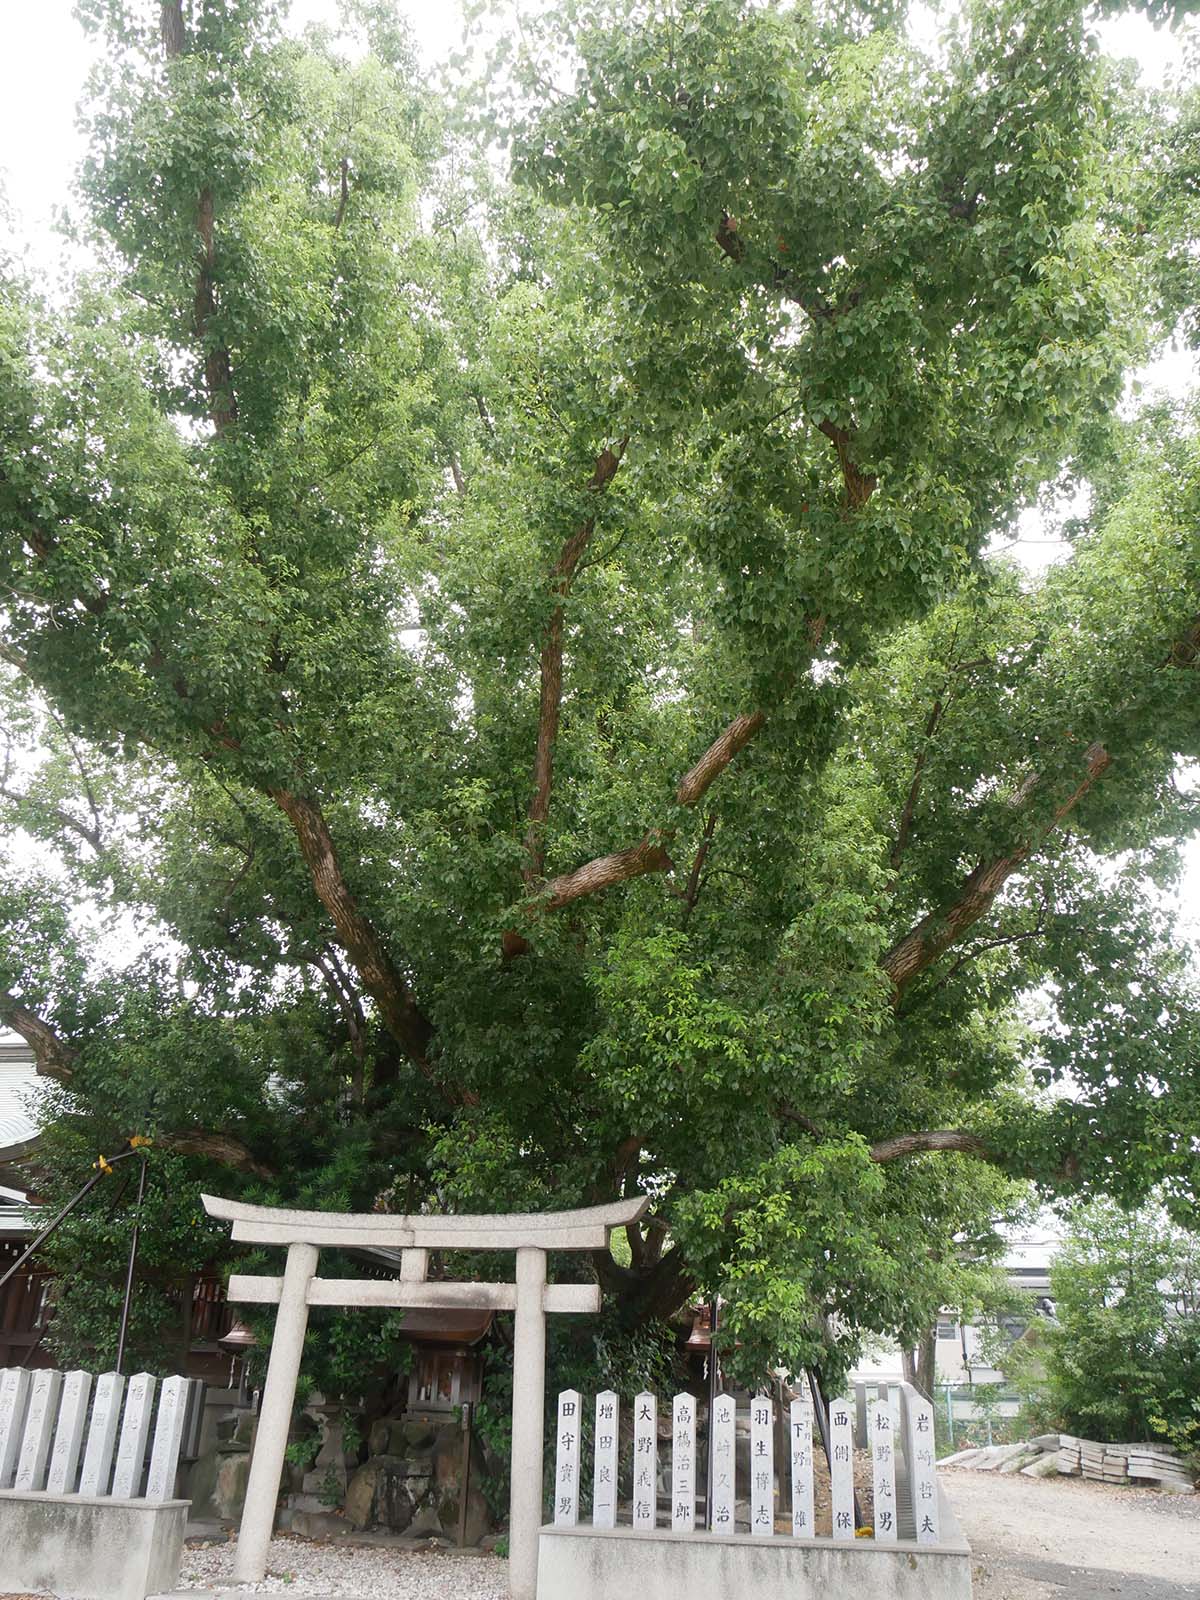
[881,742,1112,1000]
[675,711,766,807]
[903,1328,937,1400]
[270,788,434,1070]
[0,992,77,1081]
[869,1130,988,1163]
[523,444,625,883]
[542,832,674,910]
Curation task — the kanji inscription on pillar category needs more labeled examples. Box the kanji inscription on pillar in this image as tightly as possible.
[15,1369,63,1491]
[632,1390,657,1531]
[750,1394,774,1536]
[146,1375,190,1501]
[905,1392,940,1544]
[870,1399,897,1541]
[592,1389,619,1529]
[78,1372,125,1496]
[111,1372,156,1499]
[709,1393,735,1534]
[0,1367,32,1489]
[789,1396,814,1538]
[553,1389,581,1526]
[671,1392,695,1532]
[829,1397,856,1541]
[47,1369,93,1495]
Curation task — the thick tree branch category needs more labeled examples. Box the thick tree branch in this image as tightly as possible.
[1165,613,1200,668]
[156,1129,275,1178]
[523,442,626,884]
[676,711,766,807]
[541,832,674,911]
[883,605,1200,1000]
[306,946,368,1102]
[593,1241,696,1326]
[508,701,775,940]
[0,783,104,856]
[0,644,31,676]
[270,788,435,1072]
[0,992,77,1081]
[193,186,237,435]
[333,155,351,231]
[880,741,1111,999]
[159,0,185,55]
[815,418,877,507]
[868,1130,989,1163]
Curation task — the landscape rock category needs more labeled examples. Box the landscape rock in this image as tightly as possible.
[213,1450,252,1520]
[344,1460,381,1529]
[377,1458,417,1533]
[401,1420,436,1452]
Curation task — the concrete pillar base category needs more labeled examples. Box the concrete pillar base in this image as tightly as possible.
[0,1490,188,1600]
[536,1513,973,1600]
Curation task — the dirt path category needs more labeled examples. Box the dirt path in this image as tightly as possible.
[943,1468,1200,1599]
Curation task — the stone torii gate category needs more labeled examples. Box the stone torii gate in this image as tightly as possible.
[202,1192,648,1600]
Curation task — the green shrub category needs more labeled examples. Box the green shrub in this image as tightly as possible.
[1038,1200,1200,1467]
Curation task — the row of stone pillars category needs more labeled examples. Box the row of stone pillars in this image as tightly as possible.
[202,1191,648,1600]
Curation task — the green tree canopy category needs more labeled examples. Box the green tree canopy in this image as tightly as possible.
[1,0,1198,1385]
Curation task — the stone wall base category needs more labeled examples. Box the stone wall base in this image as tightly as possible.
[537,1511,972,1600]
[0,1490,189,1600]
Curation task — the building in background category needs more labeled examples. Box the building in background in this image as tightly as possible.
[853,1221,1059,1394]
[0,1038,48,1365]
[932,1225,1057,1386]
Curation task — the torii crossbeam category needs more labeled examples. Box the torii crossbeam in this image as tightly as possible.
[203,1192,649,1600]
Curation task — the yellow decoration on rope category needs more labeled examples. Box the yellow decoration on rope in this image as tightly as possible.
[128,1135,153,1149]
[94,1154,113,1174]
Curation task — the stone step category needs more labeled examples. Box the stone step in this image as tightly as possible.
[287,1492,342,1515]
[290,1508,350,1538]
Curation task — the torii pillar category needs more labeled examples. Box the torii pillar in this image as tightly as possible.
[203,1192,648,1600]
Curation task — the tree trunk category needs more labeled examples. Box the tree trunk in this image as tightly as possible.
[593,1245,696,1328]
[903,1327,937,1400]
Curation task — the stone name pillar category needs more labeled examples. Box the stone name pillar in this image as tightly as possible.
[234,1241,319,1584]
[509,1245,547,1600]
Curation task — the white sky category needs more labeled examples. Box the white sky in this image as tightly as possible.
[0,0,1197,939]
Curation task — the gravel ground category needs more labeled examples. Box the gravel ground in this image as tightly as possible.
[170,1536,509,1598]
[944,1466,1200,1600]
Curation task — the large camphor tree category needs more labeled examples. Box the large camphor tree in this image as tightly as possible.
[1,0,1198,1386]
